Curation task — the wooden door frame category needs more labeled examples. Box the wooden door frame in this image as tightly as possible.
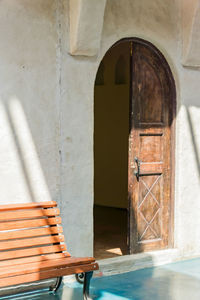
[111,37,176,253]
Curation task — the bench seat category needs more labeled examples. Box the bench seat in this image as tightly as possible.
[0,201,99,298]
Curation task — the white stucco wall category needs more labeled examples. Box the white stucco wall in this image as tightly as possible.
[60,0,200,258]
[0,0,200,261]
[0,0,60,204]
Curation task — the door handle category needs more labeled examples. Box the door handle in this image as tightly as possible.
[134,157,162,179]
[134,157,140,181]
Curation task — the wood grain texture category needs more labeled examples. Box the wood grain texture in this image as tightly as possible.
[0,201,99,289]
[0,208,60,221]
[0,263,99,288]
[127,39,175,253]
[0,226,63,241]
[0,253,70,268]
[0,201,57,211]
[0,235,65,251]
[0,217,62,230]
[0,245,67,261]
[0,257,96,278]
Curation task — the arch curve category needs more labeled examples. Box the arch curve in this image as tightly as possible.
[94,38,176,257]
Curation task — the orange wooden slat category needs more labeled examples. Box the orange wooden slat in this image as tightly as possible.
[0,226,63,241]
[0,202,99,290]
[0,217,61,231]
[0,257,96,278]
[0,201,57,211]
[0,208,60,222]
[0,244,67,261]
[0,235,65,251]
[0,253,71,268]
[0,263,99,287]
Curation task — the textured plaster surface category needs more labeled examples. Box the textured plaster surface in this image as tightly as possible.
[0,0,200,264]
[60,0,200,259]
[69,0,107,56]
[0,0,60,204]
[182,0,200,66]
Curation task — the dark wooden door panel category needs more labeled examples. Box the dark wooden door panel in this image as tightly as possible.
[128,40,174,253]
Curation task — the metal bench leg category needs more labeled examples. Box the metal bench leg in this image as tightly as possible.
[50,277,63,293]
[83,271,93,300]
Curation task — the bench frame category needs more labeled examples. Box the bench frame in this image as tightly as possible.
[0,201,99,299]
[50,272,94,299]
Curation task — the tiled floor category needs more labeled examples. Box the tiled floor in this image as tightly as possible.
[2,258,200,300]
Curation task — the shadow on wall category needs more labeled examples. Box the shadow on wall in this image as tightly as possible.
[0,83,200,299]
[0,97,59,294]
[0,94,153,299]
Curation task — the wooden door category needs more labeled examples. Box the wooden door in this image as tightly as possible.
[128,40,175,253]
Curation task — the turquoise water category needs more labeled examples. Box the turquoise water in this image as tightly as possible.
[2,258,200,300]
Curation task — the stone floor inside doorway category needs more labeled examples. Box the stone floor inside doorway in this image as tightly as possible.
[94,205,128,259]
[3,257,200,300]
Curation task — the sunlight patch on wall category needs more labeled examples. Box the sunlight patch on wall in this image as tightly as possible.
[187,106,200,163]
[0,100,31,203]
[8,97,51,203]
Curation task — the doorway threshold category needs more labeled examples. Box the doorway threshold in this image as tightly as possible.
[95,249,180,277]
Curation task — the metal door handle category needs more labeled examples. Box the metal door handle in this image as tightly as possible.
[134,157,162,179]
[134,157,140,181]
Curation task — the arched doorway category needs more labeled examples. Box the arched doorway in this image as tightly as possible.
[94,38,176,259]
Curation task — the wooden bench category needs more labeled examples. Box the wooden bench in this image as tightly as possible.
[0,201,99,299]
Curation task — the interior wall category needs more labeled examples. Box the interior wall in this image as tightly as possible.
[94,43,130,209]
